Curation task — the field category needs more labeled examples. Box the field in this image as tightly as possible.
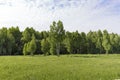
[0,54,120,80]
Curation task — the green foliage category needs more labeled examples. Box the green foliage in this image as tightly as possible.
[7,31,15,55]
[102,30,112,54]
[65,31,87,54]
[28,34,37,56]
[64,31,73,54]
[49,20,65,56]
[0,21,120,55]
[0,28,15,55]
[87,31,102,54]
[21,29,31,43]
[49,42,56,55]
[23,34,36,56]
[9,27,22,54]
[23,43,27,55]
[41,38,50,55]
[96,30,103,54]
[80,32,87,53]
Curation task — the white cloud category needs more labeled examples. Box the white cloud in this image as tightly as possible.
[0,0,120,33]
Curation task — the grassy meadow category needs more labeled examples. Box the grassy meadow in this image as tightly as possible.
[0,54,120,80]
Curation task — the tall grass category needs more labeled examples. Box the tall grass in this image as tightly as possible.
[0,54,120,80]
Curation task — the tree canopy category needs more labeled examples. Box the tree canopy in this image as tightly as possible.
[0,21,120,55]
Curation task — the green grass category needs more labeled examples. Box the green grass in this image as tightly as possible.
[0,54,120,80]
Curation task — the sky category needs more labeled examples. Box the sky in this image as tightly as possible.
[0,0,120,33]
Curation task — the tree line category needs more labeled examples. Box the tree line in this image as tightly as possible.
[0,20,120,56]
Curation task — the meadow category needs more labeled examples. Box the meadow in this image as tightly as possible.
[0,54,120,80]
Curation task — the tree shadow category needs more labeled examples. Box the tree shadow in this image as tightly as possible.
[71,55,101,58]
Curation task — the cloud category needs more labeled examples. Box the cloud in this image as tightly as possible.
[0,0,120,33]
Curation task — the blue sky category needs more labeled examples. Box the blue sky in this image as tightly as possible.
[0,0,120,33]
